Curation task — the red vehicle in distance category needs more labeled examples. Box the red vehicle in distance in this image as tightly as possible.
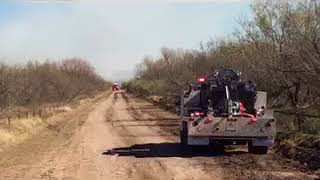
[112,83,120,92]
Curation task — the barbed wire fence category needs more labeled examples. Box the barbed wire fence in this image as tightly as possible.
[0,103,66,127]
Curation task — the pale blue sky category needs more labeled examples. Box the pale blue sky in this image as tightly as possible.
[0,0,251,80]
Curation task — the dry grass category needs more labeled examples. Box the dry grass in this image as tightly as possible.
[0,118,46,153]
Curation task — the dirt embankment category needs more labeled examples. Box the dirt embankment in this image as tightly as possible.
[276,133,320,170]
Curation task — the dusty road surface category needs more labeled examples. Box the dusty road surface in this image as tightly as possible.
[0,91,318,180]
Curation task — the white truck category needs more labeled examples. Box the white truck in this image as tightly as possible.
[179,70,276,154]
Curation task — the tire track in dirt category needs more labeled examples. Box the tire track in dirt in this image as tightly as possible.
[104,92,175,179]
[104,91,223,180]
[119,92,180,138]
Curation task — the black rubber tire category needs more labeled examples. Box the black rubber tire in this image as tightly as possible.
[180,121,188,145]
[248,142,268,154]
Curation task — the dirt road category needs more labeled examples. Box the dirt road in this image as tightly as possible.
[0,91,318,180]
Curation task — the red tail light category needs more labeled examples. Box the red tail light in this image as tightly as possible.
[190,112,205,117]
[197,77,207,83]
[198,78,205,82]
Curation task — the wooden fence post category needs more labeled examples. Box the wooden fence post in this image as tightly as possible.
[26,112,28,119]
[39,110,42,117]
[33,110,36,117]
[17,114,21,119]
[8,116,11,126]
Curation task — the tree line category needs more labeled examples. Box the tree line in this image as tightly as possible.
[124,0,320,133]
[0,58,108,111]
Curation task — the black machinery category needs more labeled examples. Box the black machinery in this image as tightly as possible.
[182,69,257,117]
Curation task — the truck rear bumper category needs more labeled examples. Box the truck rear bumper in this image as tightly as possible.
[187,136,274,146]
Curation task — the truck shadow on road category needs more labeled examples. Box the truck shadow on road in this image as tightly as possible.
[102,143,247,158]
